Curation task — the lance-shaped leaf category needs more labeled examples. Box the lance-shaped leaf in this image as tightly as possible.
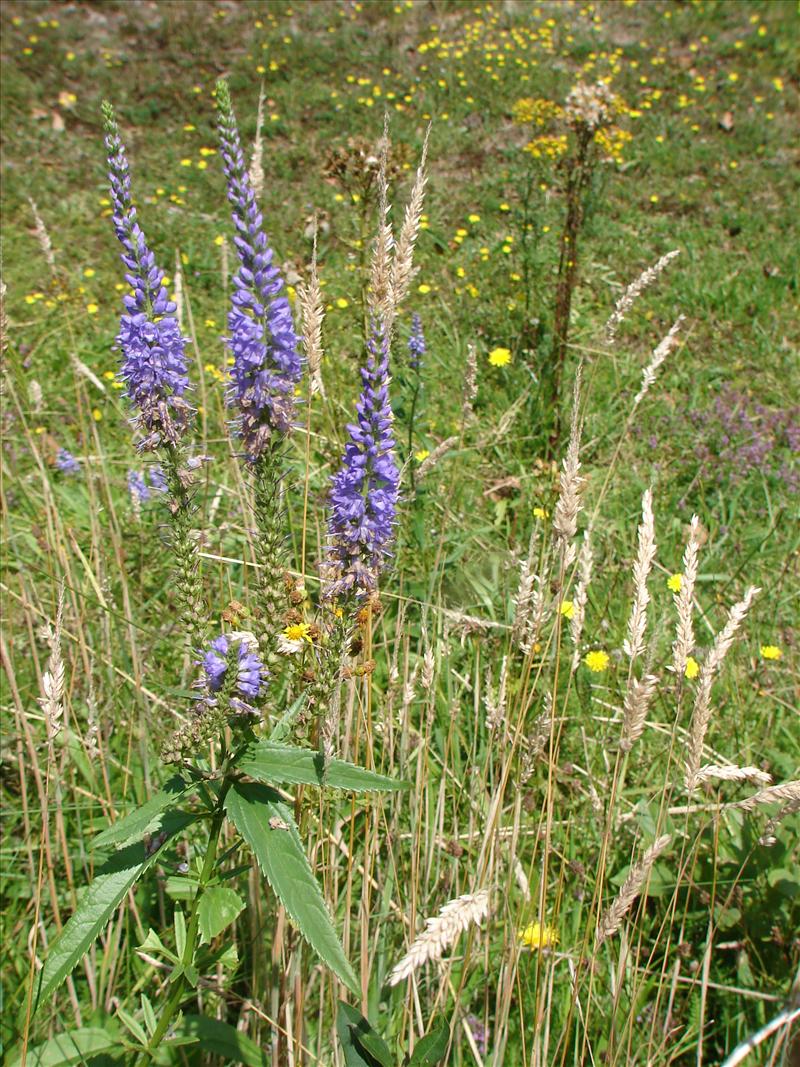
[237,740,408,793]
[6,1026,121,1067]
[93,776,190,850]
[31,810,196,1016]
[336,1002,394,1067]
[407,1020,450,1066]
[170,1015,268,1066]
[226,782,358,994]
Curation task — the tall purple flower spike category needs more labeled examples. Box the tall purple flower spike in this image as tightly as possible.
[216,80,302,459]
[102,101,192,451]
[323,318,400,598]
[408,313,425,372]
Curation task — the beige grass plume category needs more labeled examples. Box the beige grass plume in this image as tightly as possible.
[553,368,584,566]
[174,250,184,333]
[462,343,478,425]
[297,223,325,397]
[738,780,800,813]
[249,82,266,201]
[390,123,430,312]
[28,198,57,279]
[620,673,658,752]
[623,488,656,663]
[694,765,772,787]
[634,316,684,408]
[605,250,680,343]
[416,436,459,482]
[569,529,593,669]
[369,116,394,325]
[672,516,701,678]
[388,889,490,985]
[685,585,759,791]
[596,834,671,944]
[39,582,66,750]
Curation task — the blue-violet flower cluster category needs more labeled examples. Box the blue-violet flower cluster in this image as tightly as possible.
[216,82,301,459]
[201,633,265,703]
[56,449,81,475]
[408,313,426,372]
[323,319,400,598]
[103,102,192,451]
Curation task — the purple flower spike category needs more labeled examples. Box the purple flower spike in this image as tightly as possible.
[56,449,81,475]
[201,633,265,701]
[102,101,193,451]
[215,81,301,459]
[408,313,425,372]
[127,469,150,504]
[323,318,400,599]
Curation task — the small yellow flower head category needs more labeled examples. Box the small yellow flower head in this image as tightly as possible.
[335,297,349,309]
[760,645,782,661]
[667,573,682,593]
[584,650,609,673]
[277,623,313,656]
[533,506,548,520]
[684,656,699,679]
[519,921,558,950]
[488,347,512,367]
[560,600,575,620]
[414,449,430,463]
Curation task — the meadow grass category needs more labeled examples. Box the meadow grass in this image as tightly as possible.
[1,1,798,1065]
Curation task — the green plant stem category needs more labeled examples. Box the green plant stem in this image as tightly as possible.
[134,778,232,1064]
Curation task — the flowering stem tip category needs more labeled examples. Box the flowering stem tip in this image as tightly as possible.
[102,101,193,450]
[215,80,302,459]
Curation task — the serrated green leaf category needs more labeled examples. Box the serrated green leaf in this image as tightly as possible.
[238,740,408,793]
[198,886,246,943]
[170,1015,268,1066]
[93,777,189,850]
[336,1002,394,1067]
[6,1027,122,1067]
[31,811,196,1018]
[408,1021,450,1066]
[226,782,358,994]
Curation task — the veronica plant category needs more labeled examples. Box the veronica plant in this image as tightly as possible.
[102,101,207,645]
[216,79,302,635]
[21,101,412,1067]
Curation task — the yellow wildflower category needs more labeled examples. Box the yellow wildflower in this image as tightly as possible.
[560,600,574,620]
[414,449,430,463]
[667,574,682,593]
[760,645,782,661]
[584,650,609,673]
[488,347,511,367]
[519,921,558,950]
[684,657,699,680]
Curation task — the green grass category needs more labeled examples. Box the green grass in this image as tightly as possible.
[2,1,799,1065]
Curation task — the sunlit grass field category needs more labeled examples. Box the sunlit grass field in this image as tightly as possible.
[1,1,798,1065]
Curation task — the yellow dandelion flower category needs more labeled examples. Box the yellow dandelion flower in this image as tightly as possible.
[684,656,699,680]
[560,600,575,620]
[92,408,103,422]
[414,449,430,462]
[760,645,782,661]
[214,235,225,246]
[417,283,432,294]
[533,506,548,520]
[667,573,682,593]
[488,347,511,367]
[335,297,349,309]
[519,921,558,950]
[86,303,99,315]
[584,650,609,673]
